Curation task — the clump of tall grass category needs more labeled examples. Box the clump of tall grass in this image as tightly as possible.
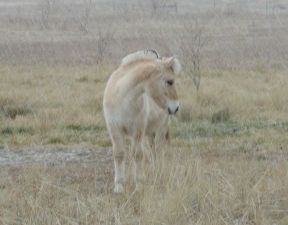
[0,98,33,119]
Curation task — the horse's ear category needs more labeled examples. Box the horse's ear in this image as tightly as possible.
[163,57,182,75]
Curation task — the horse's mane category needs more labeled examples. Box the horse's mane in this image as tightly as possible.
[121,49,160,65]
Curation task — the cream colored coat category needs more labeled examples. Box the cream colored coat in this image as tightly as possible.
[103,50,181,193]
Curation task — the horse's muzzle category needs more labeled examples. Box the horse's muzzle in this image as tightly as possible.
[167,100,179,115]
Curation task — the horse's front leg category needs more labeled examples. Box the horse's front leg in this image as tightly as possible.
[110,130,126,193]
[132,131,145,192]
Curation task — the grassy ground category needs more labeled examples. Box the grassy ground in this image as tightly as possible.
[0,64,288,224]
[0,65,110,147]
[1,1,288,224]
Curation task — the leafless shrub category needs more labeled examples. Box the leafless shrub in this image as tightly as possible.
[39,0,55,29]
[95,27,115,64]
[0,98,33,120]
[150,0,178,16]
[182,18,208,91]
[80,0,95,33]
[150,0,164,15]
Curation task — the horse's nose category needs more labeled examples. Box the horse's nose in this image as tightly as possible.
[167,101,179,114]
[175,106,179,113]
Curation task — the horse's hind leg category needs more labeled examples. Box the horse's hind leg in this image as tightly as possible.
[110,129,126,193]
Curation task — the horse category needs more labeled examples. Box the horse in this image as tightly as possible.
[103,49,181,193]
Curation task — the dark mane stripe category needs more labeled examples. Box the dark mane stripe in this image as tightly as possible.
[144,49,159,58]
[121,49,160,65]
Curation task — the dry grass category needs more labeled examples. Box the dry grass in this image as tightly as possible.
[0,0,288,224]
[0,64,288,224]
[1,65,288,147]
[0,149,287,225]
[0,64,111,146]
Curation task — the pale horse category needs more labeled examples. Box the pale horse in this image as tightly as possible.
[123,50,170,164]
[103,49,181,193]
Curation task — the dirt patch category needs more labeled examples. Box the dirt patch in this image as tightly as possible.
[0,145,112,166]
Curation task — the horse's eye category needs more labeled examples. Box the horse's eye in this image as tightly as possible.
[166,80,174,86]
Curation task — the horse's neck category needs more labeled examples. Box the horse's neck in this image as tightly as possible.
[121,69,151,98]
[117,77,150,115]
[124,80,147,105]
[117,63,158,111]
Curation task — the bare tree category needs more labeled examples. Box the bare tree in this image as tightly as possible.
[182,18,208,91]
[80,0,94,33]
[95,27,115,63]
[39,0,55,29]
[150,0,178,16]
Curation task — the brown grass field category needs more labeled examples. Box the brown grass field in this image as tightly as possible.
[0,0,288,224]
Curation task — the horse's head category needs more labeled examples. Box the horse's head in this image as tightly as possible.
[147,57,181,114]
